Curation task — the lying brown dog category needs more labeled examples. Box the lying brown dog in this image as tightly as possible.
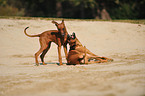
[24,20,68,66]
[67,32,113,65]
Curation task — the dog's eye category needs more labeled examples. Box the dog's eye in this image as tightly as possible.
[63,28,65,30]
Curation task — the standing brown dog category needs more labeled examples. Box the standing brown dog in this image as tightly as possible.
[24,20,68,66]
[67,32,113,65]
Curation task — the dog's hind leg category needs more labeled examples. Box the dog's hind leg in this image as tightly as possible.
[35,39,47,66]
[100,57,113,62]
[40,42,51,65]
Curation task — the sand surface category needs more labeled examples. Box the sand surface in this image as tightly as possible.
[0,19,145,96]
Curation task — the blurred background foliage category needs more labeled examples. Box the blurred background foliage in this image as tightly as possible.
[0,0,144,19]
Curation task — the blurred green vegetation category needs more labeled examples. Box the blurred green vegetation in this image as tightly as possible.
[0,0,145,19]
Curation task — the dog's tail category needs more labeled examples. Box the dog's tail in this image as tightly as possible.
[24,27,40,37]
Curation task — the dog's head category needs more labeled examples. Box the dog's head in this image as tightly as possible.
[67,32,77,50]
[52,20,68,44]
[52,20,66,37]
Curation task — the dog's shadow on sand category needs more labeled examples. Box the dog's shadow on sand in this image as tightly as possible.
[36,62,77,66]
[38,62,87,66]
[39,62,66,66]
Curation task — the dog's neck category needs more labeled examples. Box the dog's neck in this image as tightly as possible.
[69,45,76,51]
[69,43,82,51]
[75,38,82,46]
[69,38,82,51]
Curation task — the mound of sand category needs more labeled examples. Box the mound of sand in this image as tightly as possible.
[0,19,145,96]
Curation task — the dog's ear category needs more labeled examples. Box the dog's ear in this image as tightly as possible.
[62,19,64,24]
[67,34,71,41]
[73,32,76,38]
[72,32,76,39]
[67,34,70,38]
[52,20,58,26]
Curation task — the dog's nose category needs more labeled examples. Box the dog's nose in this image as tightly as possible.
[62,33,65,37]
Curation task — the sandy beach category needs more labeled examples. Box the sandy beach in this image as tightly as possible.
[0,18,145,96]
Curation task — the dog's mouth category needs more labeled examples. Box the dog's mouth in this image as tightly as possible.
[62,33,65,37]
[71,35,75,39]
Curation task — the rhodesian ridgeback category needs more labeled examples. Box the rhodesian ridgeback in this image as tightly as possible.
[67,32,113,65]
[24,20,68,66]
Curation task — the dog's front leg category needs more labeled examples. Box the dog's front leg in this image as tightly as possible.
[84,56,88,64]
[63,45,67,59]
[84,46,88,64]
[58,46,63,65]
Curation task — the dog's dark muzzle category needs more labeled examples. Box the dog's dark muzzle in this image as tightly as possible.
[61,33,65,37]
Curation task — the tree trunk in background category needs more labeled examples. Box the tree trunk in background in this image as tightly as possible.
[56,1,62,17]
[100,8,111,20]
[95,8,101,19]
